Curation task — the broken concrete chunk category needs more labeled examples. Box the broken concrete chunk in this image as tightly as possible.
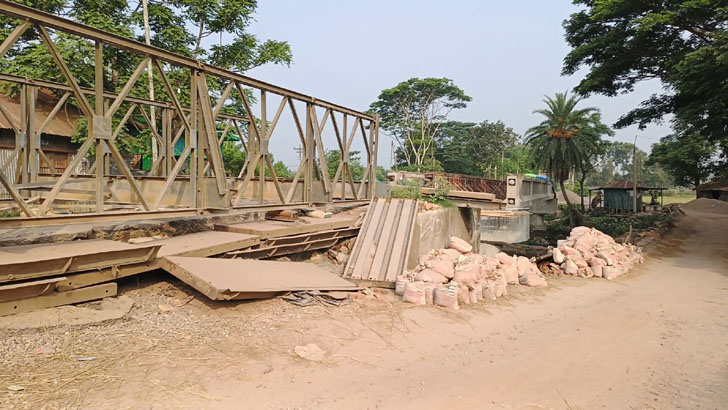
[294,344,325,362]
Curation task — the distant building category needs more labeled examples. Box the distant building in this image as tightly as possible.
[0,90,82,189]
[597,180,654,213]
[696,178,728,202]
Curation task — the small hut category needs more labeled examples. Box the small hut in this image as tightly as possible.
[696,178,728,202]
[595,180,664,213]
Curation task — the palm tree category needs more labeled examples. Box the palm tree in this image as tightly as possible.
[525,92,606,225]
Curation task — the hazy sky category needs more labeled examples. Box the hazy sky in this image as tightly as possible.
[241,0,671,169]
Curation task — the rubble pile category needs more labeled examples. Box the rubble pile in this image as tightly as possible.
[544,226,644,280]
[396,236,547,309]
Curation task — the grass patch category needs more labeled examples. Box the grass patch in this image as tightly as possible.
[659,194,694,205]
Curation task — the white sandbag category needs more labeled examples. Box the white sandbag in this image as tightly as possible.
[562,259,578,275]
[495,252,514,265]
[453,263,479,287]
[482,281,497,300]
[516,256,533,278]
[415,268,449,284]
[434,286,459,309]
[395,275,410,296]
[602,266,621,280]
[424,254,455,279]
[424,283,438,305]
[468,289,479,304]
[590,265,603,278]
[439,248,462,262]
[574,234,597,253]
[500,263,519,285]
[402,282,426,304]
[448,236,473,253]
[520,273,548,287]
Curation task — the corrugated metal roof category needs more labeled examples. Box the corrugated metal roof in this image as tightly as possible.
[696,178,728,191]
[0,92,81,137]
[599,180,647,189]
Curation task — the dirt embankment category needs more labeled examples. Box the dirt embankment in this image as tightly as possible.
[682,197,728,214]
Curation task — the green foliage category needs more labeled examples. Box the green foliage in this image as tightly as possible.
[389,179,454,207]
[563,0,728,147]
[435,120,518,177]
[221,141,246,177]
[325,150,366,181]
[587,212,673,239]
[0,0,292,155]
[525,92,611,216]
[647,131,722,188]
[271,160,291,179]
[376,166,388,182]
[369,78,470,170]
[501,143,538,176]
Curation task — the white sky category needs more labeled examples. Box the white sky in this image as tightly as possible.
[237,0,671,169]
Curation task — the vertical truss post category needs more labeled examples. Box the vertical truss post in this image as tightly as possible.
[94,40,104,213]
[258,90,266,204]
[165,109,173,176]
[26,85,37,184]
[18,84,28,186]
[189,70,199,208]
[370,115,379,199]
[304,103,314,203]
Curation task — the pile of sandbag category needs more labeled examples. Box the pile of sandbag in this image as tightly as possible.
[396,236,547,309]
[546,226,644,280]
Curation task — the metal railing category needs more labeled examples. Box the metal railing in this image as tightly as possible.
[0,0,378,217]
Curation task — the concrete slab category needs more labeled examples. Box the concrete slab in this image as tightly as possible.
[0,240,160,283]
[215,214,359,239]
[146,231,260,258]
[55,231,260,291]
[160,256,358,300]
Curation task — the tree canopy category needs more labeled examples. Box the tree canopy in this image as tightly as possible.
[0,0,293,155]
[369,77,470,171]
[525,92,611,219]
[435,120,518,178]
[562,0,728,148]
[647,132,721,188]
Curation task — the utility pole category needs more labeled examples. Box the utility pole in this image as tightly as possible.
[632,136,638,213]
[293,145,303,161]
[142,0,157,163]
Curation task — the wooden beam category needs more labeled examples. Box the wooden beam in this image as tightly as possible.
[0,20,30,60]
[36,136,96,215]
[153,58,191,131]
[36,92,70,136]
[0,169,33,217]
[0,283,117,317]
[37,25,94,118]
[106,56,150,117]
[104,140,151,210]
[196,74,227,194]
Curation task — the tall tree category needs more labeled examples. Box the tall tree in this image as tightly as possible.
[436,120,518,178]
[525,92,610,224]
[647,132,720,188]
[369,78,471,171]
[562,0,728,146]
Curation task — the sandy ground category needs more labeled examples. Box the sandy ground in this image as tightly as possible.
[1,208,727,410]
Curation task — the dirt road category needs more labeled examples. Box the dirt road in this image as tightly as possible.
[2,209,727,409]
